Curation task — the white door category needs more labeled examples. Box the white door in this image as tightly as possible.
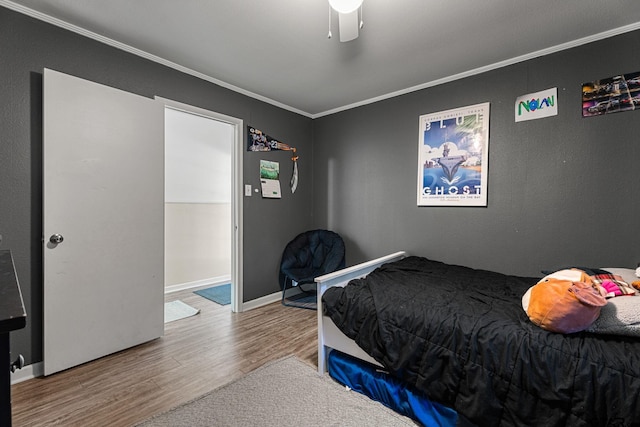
[43,69,164,376]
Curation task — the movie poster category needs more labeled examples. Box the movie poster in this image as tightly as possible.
[417,103,490,206]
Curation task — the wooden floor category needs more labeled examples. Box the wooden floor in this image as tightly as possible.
[11,289,317,426]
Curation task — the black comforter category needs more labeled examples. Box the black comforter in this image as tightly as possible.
[322,256,640,427]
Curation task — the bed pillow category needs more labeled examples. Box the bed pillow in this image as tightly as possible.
[523,269,607,334]
[540,266,609,276]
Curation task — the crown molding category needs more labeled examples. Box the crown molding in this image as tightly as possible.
[0,0,312,118]
[3,0,640,119]
[312,21,640,118]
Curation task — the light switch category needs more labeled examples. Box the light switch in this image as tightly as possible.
[245,184,252,196]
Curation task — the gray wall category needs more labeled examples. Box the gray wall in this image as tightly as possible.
[3,4,640,368]
[0,7,313,365]
[313,31,639,277]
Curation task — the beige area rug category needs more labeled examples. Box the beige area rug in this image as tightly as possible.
[137,356,416,426]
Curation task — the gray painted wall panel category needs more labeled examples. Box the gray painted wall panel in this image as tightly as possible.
[313,32,639,277]
[0,7,312,365]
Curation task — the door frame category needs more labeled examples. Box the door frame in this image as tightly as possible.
[157,97,243,313]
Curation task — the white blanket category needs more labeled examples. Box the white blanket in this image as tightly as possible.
[588,296,640,337]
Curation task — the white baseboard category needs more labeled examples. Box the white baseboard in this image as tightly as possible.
[169,277,282,312]
[165,275,231,294]
[241,291,281,311]
[11,290,282,385]
[11,361,43,384]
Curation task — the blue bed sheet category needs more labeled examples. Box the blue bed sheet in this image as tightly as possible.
[328,350,459,427]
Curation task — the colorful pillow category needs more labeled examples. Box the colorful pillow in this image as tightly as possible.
[600,268,640,288]
[522,269,607,334]
[590,273,636,298]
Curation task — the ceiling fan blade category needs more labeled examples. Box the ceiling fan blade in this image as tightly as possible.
[338,10,359,42]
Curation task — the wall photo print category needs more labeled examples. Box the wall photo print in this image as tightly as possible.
[582,71,640,117]
[417,103,490,207]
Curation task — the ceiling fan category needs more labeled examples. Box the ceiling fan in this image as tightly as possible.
[327,0,364,42]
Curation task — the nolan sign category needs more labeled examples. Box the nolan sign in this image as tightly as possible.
[515,87,558,122]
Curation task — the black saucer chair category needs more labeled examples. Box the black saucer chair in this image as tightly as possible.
[279,229,346,309]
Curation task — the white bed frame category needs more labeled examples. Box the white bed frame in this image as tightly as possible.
[315,251,408,375]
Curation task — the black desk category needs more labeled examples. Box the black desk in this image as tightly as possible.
[0,250,27,427]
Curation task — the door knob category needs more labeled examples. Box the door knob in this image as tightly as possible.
[49,234,64,244]
[10,354,24,373]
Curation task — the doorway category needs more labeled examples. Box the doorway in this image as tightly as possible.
[42,70,244,377]
[159,98,243,313]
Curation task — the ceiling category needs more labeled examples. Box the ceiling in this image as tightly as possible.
[5,0,640,118]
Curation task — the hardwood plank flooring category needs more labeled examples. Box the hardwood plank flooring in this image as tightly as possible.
[11,289,317,426]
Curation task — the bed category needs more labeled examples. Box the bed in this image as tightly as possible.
[316,251,640,427]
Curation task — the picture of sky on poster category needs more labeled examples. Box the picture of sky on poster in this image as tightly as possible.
[421,114,483,191]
